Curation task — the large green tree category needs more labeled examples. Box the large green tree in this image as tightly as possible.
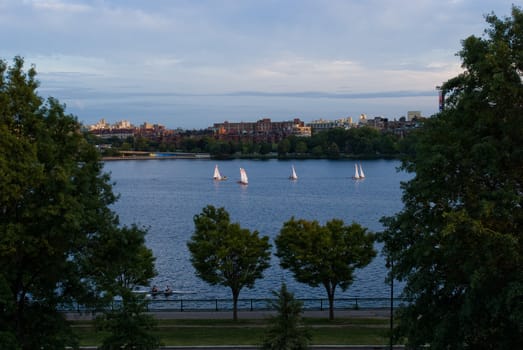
[0,57,156,349]
[379,6,523,349]
[275,218,376,320]
[188,205,271,320]
[89,225,159,349]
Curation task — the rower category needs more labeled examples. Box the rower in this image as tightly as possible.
[164,286,172,295]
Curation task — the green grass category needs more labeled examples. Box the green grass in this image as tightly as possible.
[72,318,392,346]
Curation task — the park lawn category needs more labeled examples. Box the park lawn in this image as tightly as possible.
[72,318,391,346]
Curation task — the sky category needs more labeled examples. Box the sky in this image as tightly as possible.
[1,0,518,129]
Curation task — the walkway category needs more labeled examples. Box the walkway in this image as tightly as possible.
[64,308,391,321]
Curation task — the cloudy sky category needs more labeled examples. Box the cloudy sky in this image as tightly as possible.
[1,0,517,129]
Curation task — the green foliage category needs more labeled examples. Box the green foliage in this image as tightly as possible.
[134,136,150,151]
[326,142,340,159]
[278,138,291,155]
[16,304,78,350]
[87,224,157,299]
[96,294,161,350]
[0,56,156,349]
[311,144,323,157]
[259,142,274,155]
[379,6,523,349]
[275,218,376,320]
[262,283,311,350]
[188,205,272,320]
[295,140,308,154]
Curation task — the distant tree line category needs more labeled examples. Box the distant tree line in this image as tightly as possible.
[89,125,419,159]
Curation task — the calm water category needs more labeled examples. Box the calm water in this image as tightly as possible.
[105,159,411,300]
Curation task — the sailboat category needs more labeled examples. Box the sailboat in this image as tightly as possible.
[359,163,365,179]
[213,164,227,181]
[238,167,248,185]
[352,163,361,180]
[289,165,298,180]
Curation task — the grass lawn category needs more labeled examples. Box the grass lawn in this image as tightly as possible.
[72,317,391,346]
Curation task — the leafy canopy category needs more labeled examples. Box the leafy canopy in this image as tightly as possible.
[0,56,156,349]
[379,6,523,349]
[275,217,376,320]
[188,205,271,320]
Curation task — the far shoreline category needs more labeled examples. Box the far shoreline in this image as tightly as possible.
[102,152,211,161]
[100,150,401,161]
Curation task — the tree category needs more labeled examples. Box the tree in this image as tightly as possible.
[379,6,523,349]
[96,294,161,350]
[88,225,156,294]
[295,140,308,154]
[89,225,160,349]
[0,57,156,349]
[275,218,376,320]
[311,145,323,157]
[278,138,291,156]
[262,283,311,350]
[259,142,274,155]
[326,142,340,159]
[187,205,272,320]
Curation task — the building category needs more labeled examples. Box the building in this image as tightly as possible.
[407,111,423,121]
[307,117,353,133]
[88,119,175,140]
[366,116,388,129]
[213,118,309,143]
[293,123,312,137]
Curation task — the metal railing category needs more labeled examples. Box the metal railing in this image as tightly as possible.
[63,297,409,313]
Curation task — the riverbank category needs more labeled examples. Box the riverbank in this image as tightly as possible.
[102,152,400,161]
[102,152,211,161]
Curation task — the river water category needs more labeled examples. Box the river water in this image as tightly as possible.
[104,158,411,301]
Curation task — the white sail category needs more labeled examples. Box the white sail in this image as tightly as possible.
[213,165,221,180]
[289,165,298,180]
[353,163,360,179]
[359,163,365,178]
[239,167,248,184]
[213,165,226,180]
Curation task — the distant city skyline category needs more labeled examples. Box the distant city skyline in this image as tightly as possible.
[1,0,517,129]
[88,109,419,131]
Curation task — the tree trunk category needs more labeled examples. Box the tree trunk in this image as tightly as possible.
[232,288,239,321]
[16,290,26,347]
[328,290,335,320]
[324,283,336,320]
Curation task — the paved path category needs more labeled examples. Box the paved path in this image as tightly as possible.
[78,346,403,350]
[64,308,391,321]
[80,345,405,350]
